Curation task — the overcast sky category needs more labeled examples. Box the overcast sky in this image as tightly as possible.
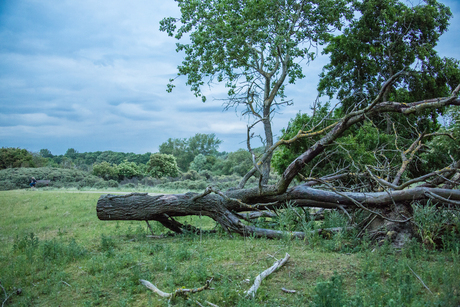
[1,0,459,155]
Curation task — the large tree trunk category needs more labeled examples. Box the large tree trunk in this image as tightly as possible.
[97,80,460,241]
[96,186,460,239]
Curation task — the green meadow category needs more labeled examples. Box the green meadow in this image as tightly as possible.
[0,190,459,306]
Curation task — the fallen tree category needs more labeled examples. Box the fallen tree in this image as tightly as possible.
[97,0,460,245]
[97,82,460,243]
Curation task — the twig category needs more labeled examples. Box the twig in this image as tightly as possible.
[140,278,214,299]
[281,287,296,293]
[1,281,14,307]
[406,264,433,295]
[425,191,460,206]
[145,220,155,235]
[60,280,71,287]
[357,214,377,238]
[191,187,213,201]
[245,253,290,298]
[139,280,171,298]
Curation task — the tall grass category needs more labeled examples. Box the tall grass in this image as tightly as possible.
[0,190,459,306]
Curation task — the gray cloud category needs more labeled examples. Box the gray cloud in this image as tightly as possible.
[1,0,459,155]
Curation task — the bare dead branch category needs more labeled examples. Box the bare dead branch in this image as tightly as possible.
[140,278,214,299]
[425,191,460,206]
[281,288,296,294]
[406,264,434,295]
[245,253,290,298]
[1,281,15,307]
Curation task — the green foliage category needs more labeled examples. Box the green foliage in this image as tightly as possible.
[319,0,456,107]
[39,148,54,158]
[92,161,119,181]
[64,148,78,160]
[272,106,398,181]
[189,154,207,172]
[147,153,180,178]
[0,147,35,169]
[116,160,142,180]
[217,149,254,176]
[0,167,105,190]
[160,0,352,102]
[318,0,460,134]
[50,149,152,170]
[412,201,459,249]
[311,274,345,307]
[188,133,222,157]
[159,133,221,171]
[420,105,460,173]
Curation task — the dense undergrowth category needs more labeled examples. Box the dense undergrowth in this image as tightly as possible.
[0,167,280,192]
[0,190,459,306]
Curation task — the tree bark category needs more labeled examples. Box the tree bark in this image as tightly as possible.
[96,186,460,237]
[96,80,460,240]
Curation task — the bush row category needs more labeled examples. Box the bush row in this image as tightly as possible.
[0,167,117,190]
[0,167,280,191]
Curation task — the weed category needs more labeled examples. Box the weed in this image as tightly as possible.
[100,234,116,257]
[311,273,345,307]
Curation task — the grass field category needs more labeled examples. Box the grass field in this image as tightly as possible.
[0,189,459,306]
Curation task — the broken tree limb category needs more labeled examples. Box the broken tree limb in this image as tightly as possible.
[281,287,296,294]
[96,81,460,241]
[139,280,171,298]
[245,253,290,298]
[139,278,214,299]
[96,185,460,239]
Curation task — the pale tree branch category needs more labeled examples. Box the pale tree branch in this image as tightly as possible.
[245,253,290,298]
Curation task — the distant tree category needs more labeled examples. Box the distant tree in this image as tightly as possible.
[215,149,253,176]
[31,152,50,168]
[92,162,118,181]
[0,147,35,169]
[64,148,79,160]
[39,149,53,158]
[95,151,125,165]
[159,138,190,171]
[188,133,222,156]
[117,161,142,180]
[147,154,180,178]
[189,154,207,172]
[159,133,222,171]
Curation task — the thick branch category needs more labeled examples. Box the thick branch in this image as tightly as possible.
[245,253,290,298]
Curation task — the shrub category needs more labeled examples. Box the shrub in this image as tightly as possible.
[117,160,142,179]
[181,170,203,181]
[93,181,109,189]
[0,147,35,169]
[311,274,345,307]
[412,201,458,248]
[92,161,118,180]
[189,154,207,172]
[107,180,119,188]
[147,153,180,178]
[0,167,106,190]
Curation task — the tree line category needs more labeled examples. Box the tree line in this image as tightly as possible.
[1,133,259,181]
